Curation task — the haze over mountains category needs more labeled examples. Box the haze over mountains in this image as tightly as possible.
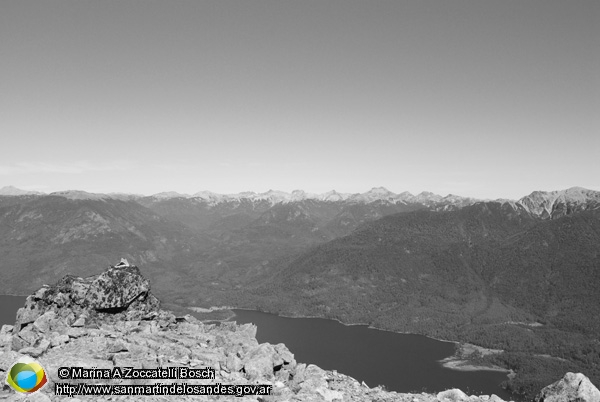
[0,185,476,204]
[3,185,597,209]
[0,185,598,294]
[1,185,599,399]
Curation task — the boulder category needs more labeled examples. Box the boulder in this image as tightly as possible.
[12,325,41,349]
[437,389,469,401]
[84,265,151,310]
[535,372,600,402]
[18,338,50,357]
[226,353,244,372]
[13,299,45,332]
[14,265,158,328]
[243,343,284,380]
[49,332,70,347]
[9,263,160,358]
[0,325,13,349]
[33,311,58,333]
[71,315,86,327]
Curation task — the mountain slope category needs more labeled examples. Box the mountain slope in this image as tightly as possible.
[247,202,540,327]
[518,187,600,219]
[0,195,209,295]
[241,202,600,398]
[247,201,600,335]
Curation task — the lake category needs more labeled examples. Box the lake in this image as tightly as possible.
[0,295,27,327]
[0,296,517,400]
[231,309,517,401]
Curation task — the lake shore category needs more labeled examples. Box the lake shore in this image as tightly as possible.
[438,356,510,372]
[226,307,518,400]
[189,305,512,376]
[438,343,509,373]
[188,305,236,313]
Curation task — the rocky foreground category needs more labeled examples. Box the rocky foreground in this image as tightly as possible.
[1,265,599,402]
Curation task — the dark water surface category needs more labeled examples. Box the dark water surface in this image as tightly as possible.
[0,297,516,400]
[232,309,517,400]
[0,295,27,327]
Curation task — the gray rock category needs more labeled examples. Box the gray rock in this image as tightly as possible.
[535,372,600,402]
[12,325,40,351]
[437,388,469,401]
[190,348,222,369]
[316,387,344,401]
[33,311,57,333]
[112,353,142,369]
[243,343,284,380]
[49,332,70,347]
[18,338,50,357]
[298,364,329,390]
[84,265,151,310]
[0,325,13,350]
[32,285,50,301]
[13,301,44,332]
[23,391,52,401]
[71,316,86,327]
[274,342,296,367]
[69,279,91,301]
[66,327,87,338]
[0,350,24,371]
[107,339,129,353]
[226,354,244,372]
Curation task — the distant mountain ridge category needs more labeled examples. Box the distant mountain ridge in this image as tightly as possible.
[516,187,600,219]
[3,185,599,216]
[8,186,470,206]
[0,185,45,196]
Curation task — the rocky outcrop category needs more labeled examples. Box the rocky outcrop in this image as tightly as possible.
[12,265,159,335]
[9,265,160,358]
[535,372,600,402]
[517,187,600,219]
[1,263,598,401]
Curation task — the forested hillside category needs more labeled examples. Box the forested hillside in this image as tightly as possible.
[239,203,600,399]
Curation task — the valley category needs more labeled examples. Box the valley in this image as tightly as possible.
[1,186,599,400]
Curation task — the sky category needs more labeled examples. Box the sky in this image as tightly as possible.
[1,0,598,200]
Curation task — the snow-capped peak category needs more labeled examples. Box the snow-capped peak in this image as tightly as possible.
[350,187,399,203]
[290,190,318,202]
[152,191,191,199]
[0,186,45,196]
[191,191,227,204]
[413,191,443,203]
[49,190,109,201]
[249,190,292,205]
[518,187,600,218]
[318,190,352,202]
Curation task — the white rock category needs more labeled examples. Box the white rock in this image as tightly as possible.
[437,388,469,401]
[535,372,600,402]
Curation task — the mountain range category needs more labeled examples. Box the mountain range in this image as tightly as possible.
[0,185,599,399]
[0,185,476,205]
[3,185,598,213]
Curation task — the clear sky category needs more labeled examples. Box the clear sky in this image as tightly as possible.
[1,0,598,199]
